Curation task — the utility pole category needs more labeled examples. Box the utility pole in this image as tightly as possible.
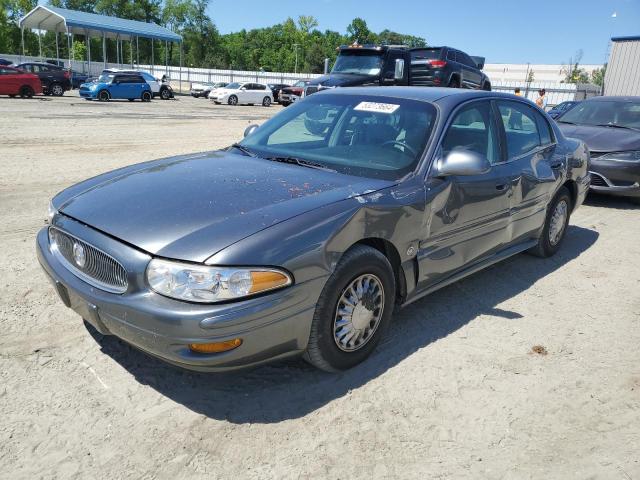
[293,43,300,74]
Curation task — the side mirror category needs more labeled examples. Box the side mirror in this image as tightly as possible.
[394,59,405,80]
[244,124,260,138]
[433,149,491,177]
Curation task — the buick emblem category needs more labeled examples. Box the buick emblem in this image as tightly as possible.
[73,242,86,268]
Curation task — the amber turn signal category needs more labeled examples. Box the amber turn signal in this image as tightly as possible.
[249,271,290,293]
[189,338,243,354]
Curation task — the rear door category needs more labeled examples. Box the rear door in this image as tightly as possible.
[458,52,482,88]
[418,99,512,288]
[495,100,561,243]
[0,67,16,94]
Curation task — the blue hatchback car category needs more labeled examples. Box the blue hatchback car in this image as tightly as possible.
[79,72,152,102]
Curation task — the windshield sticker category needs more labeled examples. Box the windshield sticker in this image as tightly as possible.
[354,102,400,114]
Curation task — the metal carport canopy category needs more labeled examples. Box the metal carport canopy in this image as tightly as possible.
[19,5,182,42]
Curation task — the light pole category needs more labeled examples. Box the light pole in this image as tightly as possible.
[293,43,300,74]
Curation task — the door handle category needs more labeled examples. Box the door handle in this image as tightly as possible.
[495,183,508,191]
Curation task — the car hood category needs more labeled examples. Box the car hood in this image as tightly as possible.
[57,151,393,263]
[558,123,640,152]
[308,73,379,88]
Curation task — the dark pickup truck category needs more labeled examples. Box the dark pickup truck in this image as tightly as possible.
[305,44,491,96]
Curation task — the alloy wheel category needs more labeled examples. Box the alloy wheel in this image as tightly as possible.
[548,199,568,245]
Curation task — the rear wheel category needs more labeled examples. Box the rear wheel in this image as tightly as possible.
[142,91,152,102]
[262,96,271,107]
[19,86,34,98]
[228,95,238,106]
[50,83,64,96]
[482,82,492,91]
[529,187,571,257]
[304,245,395,372]
[448,77,460,88]
[98,90,110,102]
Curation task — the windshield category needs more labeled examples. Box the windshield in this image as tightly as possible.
[332,51,384,75]
[226,82,241,89]
[294,81,307,87]
[559,100,640,128]
[98,74,114,83]
[240,94,437,180]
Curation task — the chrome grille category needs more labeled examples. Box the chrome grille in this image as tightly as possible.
[49,227,128,293]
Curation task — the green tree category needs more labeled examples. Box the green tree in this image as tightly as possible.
[378,29,427,47]
[346,17,376,44]
[591,65,606,87]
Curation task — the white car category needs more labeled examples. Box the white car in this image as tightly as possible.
[100,69,173,99]
[209,82,273,106]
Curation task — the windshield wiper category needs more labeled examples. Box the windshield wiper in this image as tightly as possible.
[595,123,640,132]
[264,155,336,173]
[229,143,257,157]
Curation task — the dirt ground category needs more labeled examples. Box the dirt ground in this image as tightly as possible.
[1,93,639,480]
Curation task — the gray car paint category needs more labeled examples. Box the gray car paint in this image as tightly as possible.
[39,87,590,371]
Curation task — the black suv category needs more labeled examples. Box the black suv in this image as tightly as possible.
[410,47,491,90]
[13,62,71,96]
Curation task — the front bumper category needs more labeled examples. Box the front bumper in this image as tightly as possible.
[36,217,322,371]
[278,93,299,104]
[589,159,640,198]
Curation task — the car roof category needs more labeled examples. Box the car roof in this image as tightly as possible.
[321,86,519,104]
[17,61,60,66]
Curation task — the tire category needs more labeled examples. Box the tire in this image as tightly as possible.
[50,83,64,96]
[262,96,272,107]
[304,245,396,372]
[142,91,152,102]
[448,77,460,88]
[98,90,110,102]
[482,82,492,91]
[529,186,571,258]
[281,101,290,107]
[19,86,34,98]
[228,95,238,106]
[160,88,171,100]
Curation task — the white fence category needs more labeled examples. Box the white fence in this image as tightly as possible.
[2,53,601,106]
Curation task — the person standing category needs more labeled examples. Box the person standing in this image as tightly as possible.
[514,87,522,96]
[536,89,547,110]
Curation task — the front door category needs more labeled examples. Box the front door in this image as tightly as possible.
[418,99,512,288]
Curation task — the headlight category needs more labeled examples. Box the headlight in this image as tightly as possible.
[598,151,640,163]
[146,259,292,303]
[47,201,57,224]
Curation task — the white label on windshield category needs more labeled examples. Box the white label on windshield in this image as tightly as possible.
[354,102,400,114]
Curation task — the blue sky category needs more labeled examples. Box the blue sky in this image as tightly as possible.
[209,0,640,64]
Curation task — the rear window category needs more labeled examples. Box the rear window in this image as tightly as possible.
[411,48,442,61]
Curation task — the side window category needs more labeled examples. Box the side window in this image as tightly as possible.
[38,65,49,72]
[442,101,500,165]
[23,64,34,72]
[446,50,456,62]
[256,84,266,90]
[459,53,476,68]
[0,68,10,75]
[533,110,553,145]
[497,101,541,158]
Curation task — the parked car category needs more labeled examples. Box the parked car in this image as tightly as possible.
[556,96,640,203]
[0,65,42,98]
[209,82,273,106]
[279,80,310,106]
[548,100,580,119]
[79,72,152,102]
[70,70,89,89]
[191,81,227,98]
[304,45,491,97]
[267,83,290,103]
[45,59,65,68]
[101,69,173,99]
[38,87,589,373]
[12,62,71,96]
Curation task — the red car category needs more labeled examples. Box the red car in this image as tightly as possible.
[0,66,42,98]
[278,80,310,106]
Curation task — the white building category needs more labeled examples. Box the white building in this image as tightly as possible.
[484,63,603,83]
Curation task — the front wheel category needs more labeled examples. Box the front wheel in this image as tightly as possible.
[19,86,34,98]
[448,77,460,88]
[141,91,152,102]
[529,186,571,257]
[304,245,396,372]
[98,90,110,102]
[160,88,171,100]
[228,95,238,106]
[262,96,271,107]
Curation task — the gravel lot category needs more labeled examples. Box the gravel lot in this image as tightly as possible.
[1,93,639,479]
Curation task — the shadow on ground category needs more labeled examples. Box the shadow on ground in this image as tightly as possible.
[87,225,598,424]
[584,192,640,210]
